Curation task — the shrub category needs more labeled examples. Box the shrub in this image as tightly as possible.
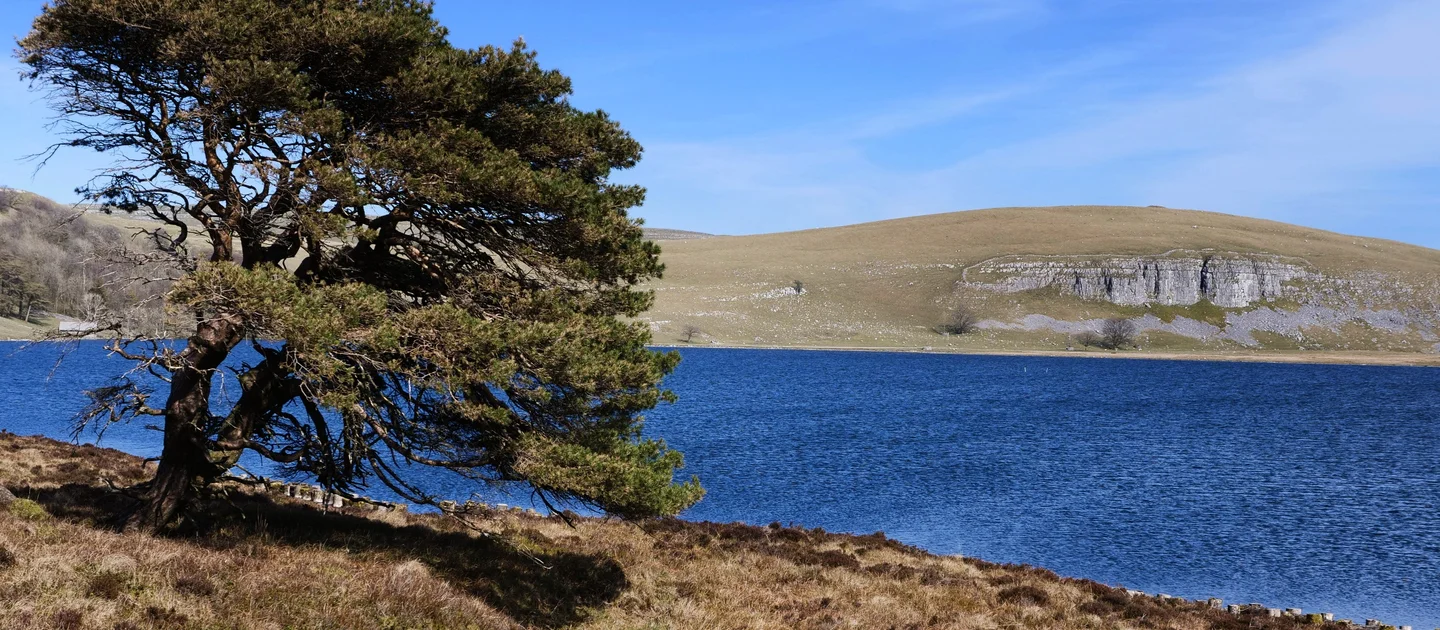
[174,573,216,597]
[1075,331,1103,347]
[144,607,189,630]
[808,549,860,569]
[87,570,130,600]
[53,609,83,630]
[6,498,50,521]
[1100,317,1137,350]
[996,584,1050,606]
[680,325,703,343]
[1078,600,1115,615]
[938,304,980,335]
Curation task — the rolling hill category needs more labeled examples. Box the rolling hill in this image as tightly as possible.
[641,206,1440,361]
[6,191,1440,362]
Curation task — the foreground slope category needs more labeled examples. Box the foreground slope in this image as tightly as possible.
[0,433,1357,629]
[644,206,1440,358]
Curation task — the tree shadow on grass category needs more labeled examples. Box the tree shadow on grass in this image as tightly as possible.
[21,484,627,629]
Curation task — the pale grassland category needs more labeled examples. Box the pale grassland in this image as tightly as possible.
[19,205,1440,362]
[644,206,1440,359]
[0,317,48,340]
[0,433,1347,630]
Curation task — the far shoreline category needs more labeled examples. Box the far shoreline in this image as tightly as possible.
[5,337,1436,368]
[652,343,1440,368]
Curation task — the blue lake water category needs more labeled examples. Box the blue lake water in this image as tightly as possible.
[2,342,1438,625]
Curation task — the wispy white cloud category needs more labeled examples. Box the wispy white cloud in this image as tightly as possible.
[633,0,1440,244]
[1134,0,1440,215]
[931,0,1440,226]
[556,0,1047,76]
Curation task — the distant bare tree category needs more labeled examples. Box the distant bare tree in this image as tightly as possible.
[0,187,19,211]
[1100,317,1137,350]
[792,280,805,295]
[938,304,980,335]
[0,192,176,333]
[80,292,106,323]
[1074,331,1102,348]
[681,325,703,343]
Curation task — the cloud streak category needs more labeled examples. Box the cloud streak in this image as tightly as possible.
[632,0,1440,246]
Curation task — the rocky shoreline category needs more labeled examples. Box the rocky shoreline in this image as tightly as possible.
[1118,588,1420,630]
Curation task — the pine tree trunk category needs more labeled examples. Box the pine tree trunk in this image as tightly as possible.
[124,315,243,533]
[125,446,200,532]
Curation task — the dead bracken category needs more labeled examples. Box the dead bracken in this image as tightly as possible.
[0,432,1365,629]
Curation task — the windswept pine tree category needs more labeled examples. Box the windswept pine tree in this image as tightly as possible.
[20,0,703,532]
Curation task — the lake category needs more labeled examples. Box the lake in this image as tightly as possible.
[2,342,1438,626]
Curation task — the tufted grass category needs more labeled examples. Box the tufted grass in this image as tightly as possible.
[0,431,1356,629]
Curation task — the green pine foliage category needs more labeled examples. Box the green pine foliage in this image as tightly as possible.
[22,0,702,524]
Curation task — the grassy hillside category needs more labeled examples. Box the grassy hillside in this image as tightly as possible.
[11,196,1440,359]
[643,228,715,241]
[643,206,1440,356]
[0,316,49,340]
[0,433,1358,629]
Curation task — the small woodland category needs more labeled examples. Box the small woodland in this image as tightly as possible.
[0,188,172,335]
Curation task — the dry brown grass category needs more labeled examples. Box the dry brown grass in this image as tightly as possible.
[644,205,1440,356]
[0,432,1354,629]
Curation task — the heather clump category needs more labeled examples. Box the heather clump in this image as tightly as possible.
[0,433,1360,630]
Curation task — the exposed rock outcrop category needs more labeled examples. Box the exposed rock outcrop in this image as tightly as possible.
[960,250,1440,349]
[963,251,1310,307]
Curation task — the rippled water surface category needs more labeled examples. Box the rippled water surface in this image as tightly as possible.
[3,343,1438,625]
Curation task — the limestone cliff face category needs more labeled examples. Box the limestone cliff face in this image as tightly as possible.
[963,252,1310,307]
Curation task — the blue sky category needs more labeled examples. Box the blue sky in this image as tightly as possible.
[3,1,1439,245]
